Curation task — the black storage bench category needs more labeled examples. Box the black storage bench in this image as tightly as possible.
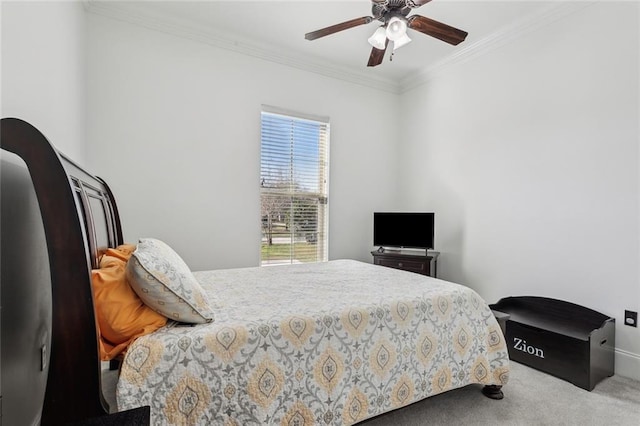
[490,296,615,391]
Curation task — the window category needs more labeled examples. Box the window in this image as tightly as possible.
[260,106,329,265]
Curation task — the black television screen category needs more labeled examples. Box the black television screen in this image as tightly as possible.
[373,212,434,249]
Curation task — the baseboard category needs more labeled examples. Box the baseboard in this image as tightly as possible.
[615,348,640,381]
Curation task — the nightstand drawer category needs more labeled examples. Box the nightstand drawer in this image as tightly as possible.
[371,250,439,277]
[377,258,427,274]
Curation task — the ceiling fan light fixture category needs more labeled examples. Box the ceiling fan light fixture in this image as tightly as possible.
[304,0,468,68]
[393,33,412,50]
[367,26,387,50]
[386,16,407,41]
[368,26,387,50]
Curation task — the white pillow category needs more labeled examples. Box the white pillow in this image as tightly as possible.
[126,238,214,323]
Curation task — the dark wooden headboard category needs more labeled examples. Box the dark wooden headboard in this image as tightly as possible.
[1,118,122,424]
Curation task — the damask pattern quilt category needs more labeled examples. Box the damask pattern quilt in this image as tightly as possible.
[116,260,509,425]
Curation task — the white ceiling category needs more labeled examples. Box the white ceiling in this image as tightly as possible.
[86,1,569,92]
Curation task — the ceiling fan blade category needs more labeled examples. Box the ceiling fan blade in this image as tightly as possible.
[367,40,389,67]
[407,14,468,45]
[305,16,373,41]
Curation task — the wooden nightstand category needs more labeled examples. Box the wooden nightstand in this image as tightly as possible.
[69,407,150,425]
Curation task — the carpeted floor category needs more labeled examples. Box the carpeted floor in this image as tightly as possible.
[102,361,640,425]
[362,362,640,425]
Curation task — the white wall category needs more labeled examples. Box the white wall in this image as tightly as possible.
[1,1,86,162]
[85,14,400,271]
[399,2,640,379]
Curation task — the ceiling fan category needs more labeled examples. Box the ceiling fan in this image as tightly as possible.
[305,0,468,67]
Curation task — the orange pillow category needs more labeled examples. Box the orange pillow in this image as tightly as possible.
[92,244,167,360]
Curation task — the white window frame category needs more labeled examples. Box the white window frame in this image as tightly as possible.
[260,105,329,265]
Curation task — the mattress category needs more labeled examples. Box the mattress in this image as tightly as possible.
[116,259,509,425]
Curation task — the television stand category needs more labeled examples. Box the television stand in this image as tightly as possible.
[371,249,439,277]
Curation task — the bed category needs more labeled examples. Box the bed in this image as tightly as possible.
[0,118,509,425]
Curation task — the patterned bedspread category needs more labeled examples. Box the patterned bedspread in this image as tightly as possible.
[116,260,509,425]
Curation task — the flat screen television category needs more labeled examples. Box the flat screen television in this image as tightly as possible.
[373,212,435,250]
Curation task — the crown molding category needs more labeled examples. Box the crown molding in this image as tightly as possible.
[84,1,401,94]
[84,1,598,96]
[399,1,598,93]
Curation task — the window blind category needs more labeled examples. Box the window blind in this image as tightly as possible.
[260,109,329,265]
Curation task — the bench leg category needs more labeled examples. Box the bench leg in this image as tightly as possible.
[481,385,504,400]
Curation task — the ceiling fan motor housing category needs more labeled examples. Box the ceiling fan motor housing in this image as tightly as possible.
[372,0,415,21]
